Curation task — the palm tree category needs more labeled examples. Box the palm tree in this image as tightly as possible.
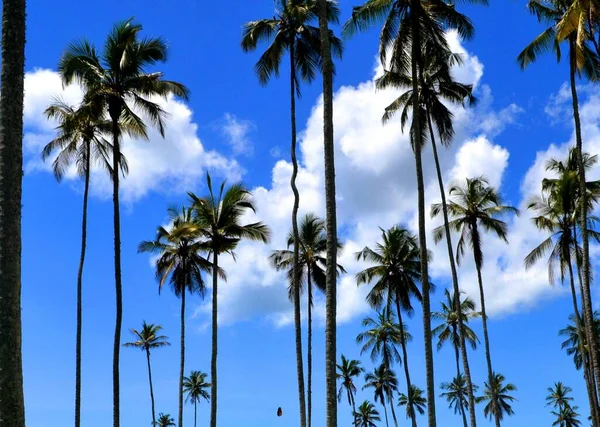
[337,355,365,424]
[519,3,600,418]
[432,176,518,427]
[154,413,176,427]
[356,308,406,370]
[189,173,270,427]
[42,97,126,427]
[441,374,479,424]
[364,364,399,427]
[552,405,582,427]
[123,322,170,426]
[478,373,517,422]
[398,385,427,420]
[355,225,422,427]
[432,289,479,427]
[242,7,342,426]
[183,371,211,427]
[559,312,600,372]
[354,401,381,427]
[139,208,212,427]
[270,213,345,427]
[0,0,26,426]
[546,382,575,410]
[59,19,189,427]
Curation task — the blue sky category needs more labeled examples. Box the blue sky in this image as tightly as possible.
[18,1,600,427]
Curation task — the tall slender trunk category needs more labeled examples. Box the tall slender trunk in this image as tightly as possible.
[316,2,338,426]
[410,5,436,425]
[194,400,197,427]
[146,349,156,426]
[452,326,468,427]
[396,301,417,427]
[75,141,91,427]
[307,268,313,427]
[570,37,600,406]
[210,251,219,427]
[109,109,123,427]
[290,43,307,427]
[351,393,357,424]
[382,401,390,427]
[178,289,186,427]
[427,112,477,427]
[0,0,27,426]
[388,391,398,427]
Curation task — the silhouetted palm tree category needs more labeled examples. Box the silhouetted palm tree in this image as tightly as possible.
[154,413,176,427]
[398,385,427,420]
[478,373,517,422]
[441,374,479,426]
[183,370,211,427]
[337,355,364,424]
[353,401,381,427]
[363,364,399,427]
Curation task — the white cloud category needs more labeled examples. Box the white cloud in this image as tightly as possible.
[219,113,256,155]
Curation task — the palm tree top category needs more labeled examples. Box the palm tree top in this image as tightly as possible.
[183,370,211,404]
[123,321,170,352]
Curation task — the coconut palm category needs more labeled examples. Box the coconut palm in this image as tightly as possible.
[356,307,407,370]
[58,19,189,427]
[519,4,600,419]
[546,382,575,410]
[355,225,422,427]
[183,371,211,427]
[139,208,212,427]
[242,7,342,425]
[552,405,582,427]
[123,322,170,426]
[398,385,427,420]
[337,355,365,424]
[560,312,600,371]
[432,176,518,427]
[0,0,26,426]
[441,374,479,424]
[42,96,127,427]
[270,213,345,427]
[478,373,517,422]
[189,173,270,427]
[354,401,381,427]
[154,413,176,427]
[363,364,399,427]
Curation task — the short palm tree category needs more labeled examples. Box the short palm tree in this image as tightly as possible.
[337,355,364,424]
[356,225,422,427]
[546,382,574,410]
[123,322,170,426]
[59,19,189,427]
[154,413,176,427]
[242,6,342,425]
[189,173,270,427]
[478,373,517,422]
[139,208,212,427]
[432,176,518,427]
[552,405,582,427]
[183,370,211,427]
[353,401,381,427]
[441,374,479,425]
[42,96,126,427]
[398,385,427,420]
[363,364,399,427]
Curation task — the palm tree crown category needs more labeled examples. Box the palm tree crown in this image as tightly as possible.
[183,371,211,404]
[353,401,381,427]
[432,289,479,351]
[123,322,170,352]
[440,374,479,415]
[398,385,427,419]
[478,372,517,421]
[356,307,408,368]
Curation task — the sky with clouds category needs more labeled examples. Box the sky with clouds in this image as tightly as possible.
[18,1,600,427]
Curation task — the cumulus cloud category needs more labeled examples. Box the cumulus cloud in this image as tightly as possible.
[219,113,256,155]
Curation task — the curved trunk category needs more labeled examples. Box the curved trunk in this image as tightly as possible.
[0,0,26,426]
[210,251,219,427]
[427,111,477,427]
[146,349,156,426]
[316,2,339,426]
[289,43,307,427]
[109,108,123,427]
[75,141,91,427]
[388,391,398,427]
[178,289,186,427]
[570,37,600,409]
[307,267,313,427]
[396,301,417,427]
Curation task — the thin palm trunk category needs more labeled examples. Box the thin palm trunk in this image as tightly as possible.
[389,392,398,427]
[194,400,197,427]
[109,110,123,427]
[383,400,390,427]
[427,112,477,427]
[75,141,91,427]
[290,44,308,427]
[307,268,314,427]
[316,1,338,426]
[178,288,186,427]
[0,0,26,425]
[396,301,417,427]
[210,251,219,427]
[146,349,156,426]
[452,329,469,427]
[570,37,600,408]
[351,393,357,425]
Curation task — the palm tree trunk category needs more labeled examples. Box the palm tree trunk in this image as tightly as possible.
[570,37,600,409]
[109,109,123,427]
[567,253,599,426]
[351,394,357,425]
[194,400,197,427]
[396,301,417,427]
[383,401,390,427]
[178,289,186,427]
[210,251,219,427]
[146,349,157,426]
[452,326,468,427]
[307,268,314,427]
[316,2,338,426]
[0,0,26,426]
[427,112,477,427]
[290,43,308,427]
[75,141,91,427]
